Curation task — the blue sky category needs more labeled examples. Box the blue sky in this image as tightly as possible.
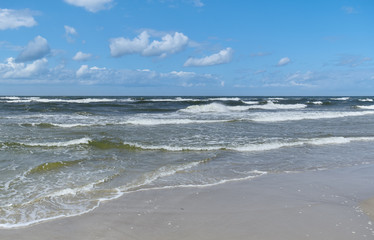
[0,0,373,96]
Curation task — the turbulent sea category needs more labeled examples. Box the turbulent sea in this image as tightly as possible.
[1,96,374,227]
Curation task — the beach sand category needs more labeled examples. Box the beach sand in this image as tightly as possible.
[1,164,374,240]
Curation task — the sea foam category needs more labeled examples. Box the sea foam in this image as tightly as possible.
[179,103,250,113]
[250,110,374,122]
[22,137,91,147]
[247,101,307,110]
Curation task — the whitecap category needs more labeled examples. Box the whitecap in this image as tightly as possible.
[179,103,250,113]
[331,97,350,101]
[124,118,228,126]
[358,98,373,102]
[247,101,307,110]
[357,105,374,110]
[250,110,374,122]
[21,137,91,147]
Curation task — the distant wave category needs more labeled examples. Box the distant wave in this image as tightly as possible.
[247,101,307,110]
[0,97,120,104]
[357,105,374,110]
[308,101,323,105]
[330,97,350,101]
[358,98,373,102]
[140,97,242,102]
[180,102,307,113]
[250,110,374,122]
[179,103,250,113]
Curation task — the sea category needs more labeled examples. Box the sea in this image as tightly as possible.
[1,96,374,228]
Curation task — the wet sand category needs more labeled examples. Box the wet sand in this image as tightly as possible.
[1,164,374,240]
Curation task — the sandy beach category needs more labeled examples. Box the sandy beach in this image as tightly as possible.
[1,164,374,240]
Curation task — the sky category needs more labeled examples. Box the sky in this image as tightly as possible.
[0,0,373,96]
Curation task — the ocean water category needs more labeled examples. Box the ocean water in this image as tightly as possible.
[1,96,374,227]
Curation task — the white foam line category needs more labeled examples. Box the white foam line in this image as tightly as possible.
[123,136,374,152]
[357,105,374,110]
[124,118,228,126]
[251,111,374,122]
[22,137,91,147]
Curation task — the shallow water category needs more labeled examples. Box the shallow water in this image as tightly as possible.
[1,96,374,227]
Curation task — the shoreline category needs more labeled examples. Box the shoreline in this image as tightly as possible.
[1,164,374,239]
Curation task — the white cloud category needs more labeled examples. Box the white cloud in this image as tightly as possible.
[110,31,150,57]
[64,0,113,12]
[0,9,37,30]
[109,31,189,58]
[0,57,48,78]
[76,64,106,78]
[16,36,50,62]
[76,65,89,77]
[64,25,77,35]
[184,47,233,67]
[168,71,197,78]
[143,32,189,57]
[73,51,92,61]
[64,25,78,42]
[277,57,290,66]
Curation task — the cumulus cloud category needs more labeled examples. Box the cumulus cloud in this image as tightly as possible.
[76,64,106,78]
[277,57,291,66]
[16,36,50,62]
[73,51,92,61]
[109,31,189,58]
[110,31,150,57]
[64,0,113,12]
[184,47,233,67]
[0,57,48,78]
[64,25,78,42]
[0,8,37,30]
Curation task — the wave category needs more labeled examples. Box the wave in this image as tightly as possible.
[330,97,350,101]
[242,101,259,105]
[309,101,323,105]
[20,137,91,147]
[358,98,373,102]
[0,97,118,104]
[143,97,198,102]
[268,97,286,100]
[247,101,307,110]
[207,97,242,101]
[122,142,223,151]
[356,105,374,110]
[0,158,211,229]
[27,160,83,175]
[179,103,250,113]
[124,118,229,125]
[122,136,374,152]
[250,110,374,122]
[122,159,210,191]
[0,175,122,229]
